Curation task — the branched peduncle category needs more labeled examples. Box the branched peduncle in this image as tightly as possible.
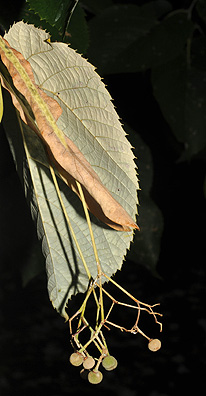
[39,160,162,384]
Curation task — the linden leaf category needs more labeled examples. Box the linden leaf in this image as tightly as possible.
[1,22,139,317]
[0,30,138,231]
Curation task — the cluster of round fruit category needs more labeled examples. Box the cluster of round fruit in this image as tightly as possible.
[69,339,161,384]
[69,352,118,384]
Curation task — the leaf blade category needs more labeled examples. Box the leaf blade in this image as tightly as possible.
[2,21,139,317]
[152,56,206,158]
[0,25,138,230]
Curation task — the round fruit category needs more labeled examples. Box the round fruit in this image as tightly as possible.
[88,370,103,384]
[69,352,84,366]
[148,338,161,352]
[83,356,95,370]
[102,355,118,371]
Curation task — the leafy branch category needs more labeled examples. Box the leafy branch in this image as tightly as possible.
[0,21,162,384]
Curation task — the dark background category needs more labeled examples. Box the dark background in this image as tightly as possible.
[0,0,206,395]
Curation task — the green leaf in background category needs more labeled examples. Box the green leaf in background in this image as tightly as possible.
[115,12,194,74]
[191,36,206,71]
[125,126,163,272]
[26,0,72,30]
[20,2,63,42]
[152,54,206,159]
[87,2,160,75]
[65,3,89,53]
[2,22,138,318]
[130,195,163,274]
[81,0,113,15]
[23,0,89,53]
[86,3,193,76]
[196,0,206,24]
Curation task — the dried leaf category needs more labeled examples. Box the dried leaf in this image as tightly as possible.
[0,34,138,231]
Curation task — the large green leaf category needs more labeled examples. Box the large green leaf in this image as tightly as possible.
[21,1,89,53]
[64,3,89,53]
[196,0,206,24]
[152,55,206,159]
[125,125,163,272]
[116,12,193,74]
[87,5,193,75]
[3,22,138,318]
[81,0,113,14]
[26,0,72,30]
[87,3,159,75]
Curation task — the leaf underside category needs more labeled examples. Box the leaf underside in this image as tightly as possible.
[2,22,139,318]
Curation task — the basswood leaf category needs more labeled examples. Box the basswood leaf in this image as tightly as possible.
[27,0,72,30]
[152,55,206,159]
[125,125,164,272]
[1,22,139,317]
[0,31,138,231]
[88,8,193,75]
[87,3,158,75]
[21,1,89,53]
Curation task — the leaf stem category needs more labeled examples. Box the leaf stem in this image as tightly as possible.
[76,182,100,270]
[76,181,105,322]
[63,0,79,40]
[48,163,92,280]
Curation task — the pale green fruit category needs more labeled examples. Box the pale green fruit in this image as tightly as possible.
[83,356,95,370]
[148,338,161,352]
[102,355,118,371]
[88,370,103,384]
[69,352,84,366]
